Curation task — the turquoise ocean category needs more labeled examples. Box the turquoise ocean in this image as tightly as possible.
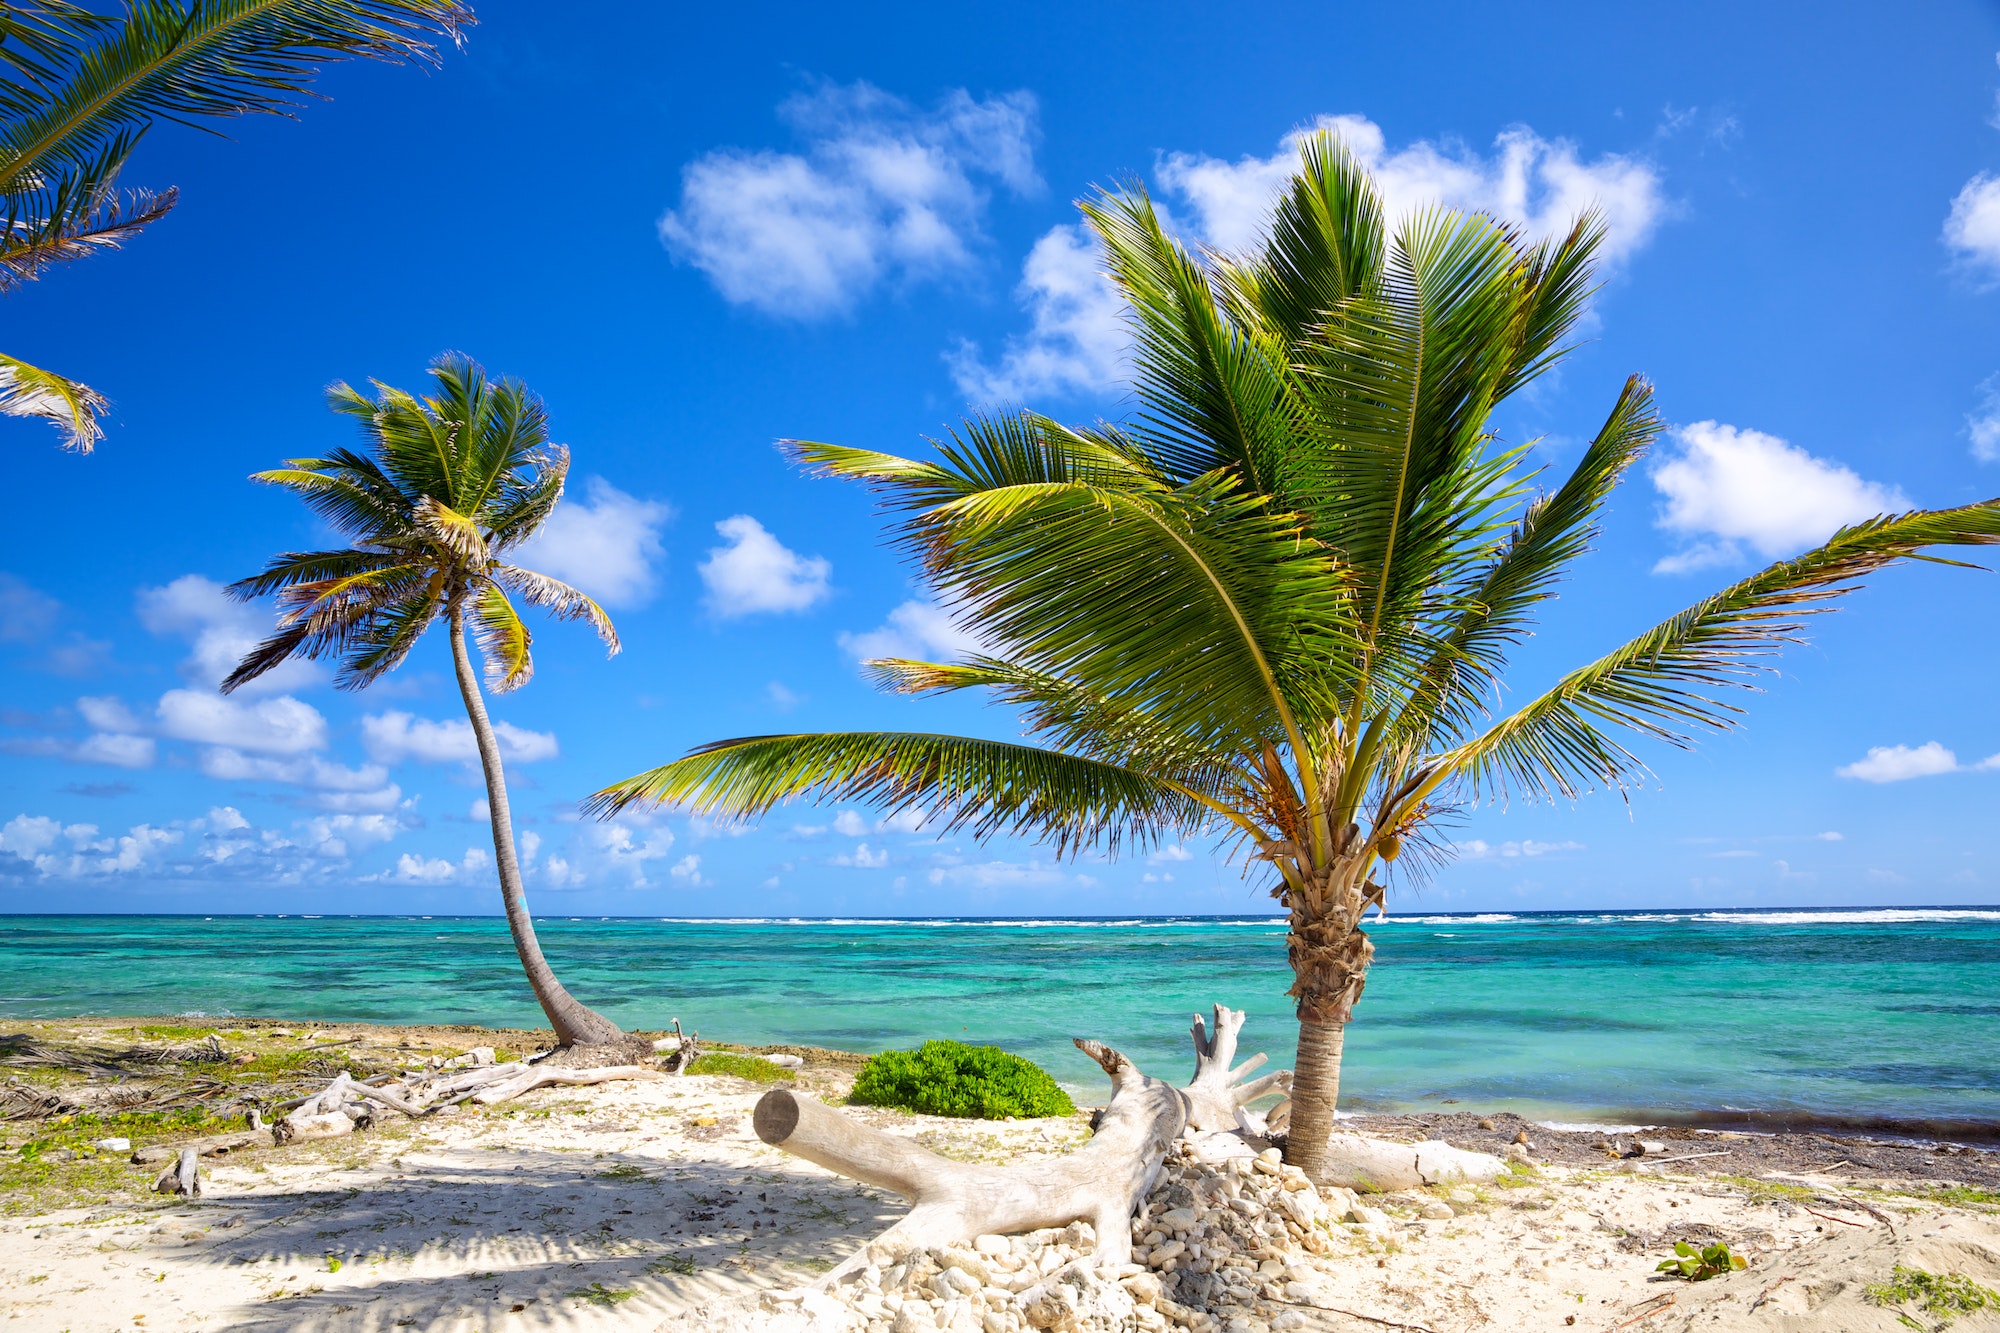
[4,909,1997,1138]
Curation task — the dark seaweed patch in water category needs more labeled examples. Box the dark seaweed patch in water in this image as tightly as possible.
[1372,1007,1662,1033]
[1882,1003,2000,1016]
[1824,1063,1999,1091]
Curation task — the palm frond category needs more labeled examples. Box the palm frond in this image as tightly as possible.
[1440,498,2000,804]
[489,564,618,654]
[1220,127,1384,348]
[1394,375,1660,749]
[412,495,487,563]
[589,731,1217,858]
[2,0,471,198]
[0,348,103,450]
[471,583,531,692]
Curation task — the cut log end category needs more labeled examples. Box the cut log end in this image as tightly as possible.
[754,1088,802,1145]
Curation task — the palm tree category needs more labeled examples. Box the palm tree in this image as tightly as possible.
[592,134,2000,1179]
[224,353,627,1050]
[0,0,471,451]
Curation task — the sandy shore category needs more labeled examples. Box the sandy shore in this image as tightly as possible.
[3,1019,1998,1332]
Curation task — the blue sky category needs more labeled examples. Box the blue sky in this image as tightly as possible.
[5,0,2000,917]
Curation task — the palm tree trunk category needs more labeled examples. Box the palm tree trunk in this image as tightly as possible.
[1285,1017,1346,1181]
[449,604,623,1048]
[1281,902,1374,1181]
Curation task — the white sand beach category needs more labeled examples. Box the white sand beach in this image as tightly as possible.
[4,1050,1997,1333]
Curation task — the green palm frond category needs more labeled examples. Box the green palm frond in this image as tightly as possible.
[0,177,174,289]
[0,348,104,450]
[2,0,470,201]
[226,354,619,703]
[589,732,1221,857]
[1440,499,2000,804]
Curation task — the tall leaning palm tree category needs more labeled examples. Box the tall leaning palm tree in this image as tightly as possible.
[593,134,2000,1180]
[0,0,471,451]
[225,353,627,1050]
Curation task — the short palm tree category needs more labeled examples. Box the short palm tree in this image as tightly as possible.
[0,0,471,451]
[225,353,627,1050]
[591,133,2000,1180]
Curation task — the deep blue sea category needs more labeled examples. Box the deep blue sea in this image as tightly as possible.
[4,909,1997,1135]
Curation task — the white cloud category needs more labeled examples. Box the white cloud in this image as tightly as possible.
[832,810,869,837]
[136,574,319,695]
[512,477,670,607]
[831,842,890,869]
[1836,742,1960,784]
[948,224,1126,403]
[955,113,1666,402]
[157,689,327,755]
[361,711,558,766]
[1945,173,2000,274]
[385,848,491,884]
[659,81,1039,317]
[1149,844,1194,865]
[72,733,156,768]
[925,857,1068,887]
[698,516,831,617]
[196,748,398,807]
[875,807,931,835]
[839,599,988,663]
[539,819,679,890]
[1457,839,1586,859]
[0,805,405,882]
[1650,421,1907,573]
[1968,374,2000,463]
[669,853,704,886]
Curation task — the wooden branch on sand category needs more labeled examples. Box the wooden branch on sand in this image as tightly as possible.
[652,1018,702,1074]
[754,1036,1185,1279]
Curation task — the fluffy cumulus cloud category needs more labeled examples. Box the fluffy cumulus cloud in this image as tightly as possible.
[0,805,411,884]
[537,818,680,890]
[1945,174,2000,275]
[136,575,319,695]
[660,80,1039,318]
[156,690,326,754]
[838,599,989,663]
[953,113,1667,401]
[1834,742,1997,783]
[1649,422,1907,574]
[698,516,831,617]
[925,856,1073,888]
[361,711,558,766]
[511,477,670,607]
[946,224,1127,403]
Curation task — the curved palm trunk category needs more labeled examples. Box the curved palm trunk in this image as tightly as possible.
[449,606,623,1048]
[1281,862,1376,1182]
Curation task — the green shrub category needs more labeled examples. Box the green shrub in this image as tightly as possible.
[685,1053,794,1084]
[848,1041,1074,1120]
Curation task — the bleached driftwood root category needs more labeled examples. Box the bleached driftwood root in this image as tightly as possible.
[1183,1004,1293,1135]
[755,1036,1184,1279]
[652,1018,702,1074]
[1173,1005,1503,1191]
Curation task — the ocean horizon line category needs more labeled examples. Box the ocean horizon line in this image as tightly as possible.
[3,903,1998,923]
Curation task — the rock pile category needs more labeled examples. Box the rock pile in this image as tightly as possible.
[768,1136,1418,1332]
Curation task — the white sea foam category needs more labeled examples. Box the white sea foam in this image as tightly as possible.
[1535,1120,1657,1134]
[1693,909,2000,925]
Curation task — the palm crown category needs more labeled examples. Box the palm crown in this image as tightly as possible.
[594,133,2000,1177]
[0,0,470,451]
[222,353,616,695]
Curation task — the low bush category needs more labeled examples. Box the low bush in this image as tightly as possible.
[685,1053,794,1084]
[848,1040,1074,1120]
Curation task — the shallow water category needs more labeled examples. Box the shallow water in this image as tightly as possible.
[4,909,1997,1132]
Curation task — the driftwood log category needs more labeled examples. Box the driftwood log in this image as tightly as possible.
[755,1037,1184,1276]
[152,1147,200,1196]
